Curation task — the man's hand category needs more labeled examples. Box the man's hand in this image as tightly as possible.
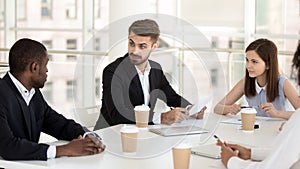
[56,135,105,158]
[161,107,189,124]
[190,106,207,119]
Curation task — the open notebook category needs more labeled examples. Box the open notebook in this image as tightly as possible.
[149,125,209,137]
[191,143,221,159]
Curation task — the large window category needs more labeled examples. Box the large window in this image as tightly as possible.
[0,0,298,122]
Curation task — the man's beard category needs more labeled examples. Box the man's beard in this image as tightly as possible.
[129,51,151,66]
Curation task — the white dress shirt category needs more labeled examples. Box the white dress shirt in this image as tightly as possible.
[135,62,161,124]
[227,108,300,169]
[8,72,56,159]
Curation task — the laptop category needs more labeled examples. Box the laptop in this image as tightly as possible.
[191,143,221,159]
[149,125,209,137]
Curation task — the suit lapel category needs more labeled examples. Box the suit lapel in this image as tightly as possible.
[3,73,33,139]
[131,75,144,102]
[17,97,33,139]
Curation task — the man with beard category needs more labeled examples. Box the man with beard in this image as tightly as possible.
[0,38,105,160]
[94,19,206,130]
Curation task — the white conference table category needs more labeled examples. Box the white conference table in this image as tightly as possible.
[0,113,284,169]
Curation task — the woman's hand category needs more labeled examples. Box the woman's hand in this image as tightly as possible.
[228,104,242,115]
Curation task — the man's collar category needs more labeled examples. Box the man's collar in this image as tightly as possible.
[8,72,35,95]
[135,61,151,75]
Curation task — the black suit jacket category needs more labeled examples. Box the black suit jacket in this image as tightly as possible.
[94,54,190,130]
[0,73,85,160]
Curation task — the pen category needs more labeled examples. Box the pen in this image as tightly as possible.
[213,135,219,139]
[214,135,227,147]
[241,105,259,109]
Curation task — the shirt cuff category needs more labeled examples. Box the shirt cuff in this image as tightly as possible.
[227,156,251,169]
[251,147,271,161]
[47,145,56,159]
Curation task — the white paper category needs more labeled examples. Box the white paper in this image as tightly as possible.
[188,94,213,116]
[220,115,285,125]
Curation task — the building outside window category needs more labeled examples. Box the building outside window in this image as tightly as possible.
[41,82,53,102]
[0,0,4,21]
[94,38,101,51]
[95,78,100,100]
[94,0,102,18]
[66,39,77,60]
[210,68,218,86]
[41,0,52,18]
[17,0,26,20]
[67,80,75,101]
[66,0,77,19]
[42,40,53,60]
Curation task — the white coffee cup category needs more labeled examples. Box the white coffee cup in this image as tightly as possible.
[241,108,257,132]
[134,105,150,128]
[120,125,139,153]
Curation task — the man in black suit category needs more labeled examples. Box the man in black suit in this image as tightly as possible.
[94,19,206,130]
[0,38,104,160]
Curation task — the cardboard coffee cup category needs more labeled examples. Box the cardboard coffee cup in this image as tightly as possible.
[120,125,139,153]
[172,144,191,169]
[134,105,150,128]
[241,108,257,132]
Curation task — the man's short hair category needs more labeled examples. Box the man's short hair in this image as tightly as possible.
[9,38,47,74]
[128,19,160,43]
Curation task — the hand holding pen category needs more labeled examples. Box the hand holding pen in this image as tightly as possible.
[227,104,242,115]
[240,105,259,109]
[161,107,190,124]
[228,104,259,115]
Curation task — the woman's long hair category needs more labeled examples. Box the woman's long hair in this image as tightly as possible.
[292,42,300,85]
[244,39,279,102]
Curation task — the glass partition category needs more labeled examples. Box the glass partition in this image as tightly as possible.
[0,0,298,127]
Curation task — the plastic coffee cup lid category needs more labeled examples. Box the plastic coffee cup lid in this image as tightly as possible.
[241,107,257,114]
[134,105,150,111]
[173,143,192,149]
[120,125,139,133]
